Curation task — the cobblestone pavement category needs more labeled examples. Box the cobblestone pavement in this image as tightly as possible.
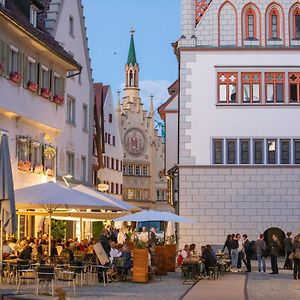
[0,271,191,300]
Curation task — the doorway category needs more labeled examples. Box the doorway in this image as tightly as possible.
[263,227,285,256]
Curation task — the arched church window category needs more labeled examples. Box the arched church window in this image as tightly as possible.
[269,8,280,39]
[246,9,256,39]
[129,70,134,86]
[293,7,300,39]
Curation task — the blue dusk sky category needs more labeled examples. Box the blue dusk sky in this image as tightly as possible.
[82,0,180,111]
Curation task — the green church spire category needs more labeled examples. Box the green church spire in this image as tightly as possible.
[127,28,137,65]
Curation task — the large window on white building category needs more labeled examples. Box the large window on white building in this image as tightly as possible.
[226,140,236,164]
[267,140,277,164]
[240,140,250,164]
[212,139,223,164]
[66,152,74,176]
[67,96,76,125]
[280,140,290,164]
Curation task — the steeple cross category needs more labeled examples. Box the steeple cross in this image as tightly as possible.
[130,27,135,35]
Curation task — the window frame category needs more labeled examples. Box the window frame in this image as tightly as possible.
[294,140,300,164]
[241,72,261,103]
[240,139,250,164]
[212,139,224,164]
[66,151,75,177]
[265,72,285,103]
[226,139,237,164]
[66,96,76,125]
[266,139,277,164]
[288,72,300,103]
[69,15,74,37]
[293,8,300,40]
[30,5,38,27]
[217,72,238,104]
[269,8,280,40]
[81,155,86,182]
[280,140,290,164]
[82,104,88,131]
[253,139,264,164]
[245,8,257,40]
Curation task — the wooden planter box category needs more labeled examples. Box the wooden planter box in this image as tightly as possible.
[165,244,177,272]
[132,248,149,283]
[155,245,168,275]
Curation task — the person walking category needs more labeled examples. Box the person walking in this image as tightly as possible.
[236,233,244,272]
[242,234,251,272]
[269,234,281,274]
[283,232,293,270]
[292,234,300,280]
[255,234,267,273]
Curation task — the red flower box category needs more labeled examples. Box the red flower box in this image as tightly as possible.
[27,81,38,93]
[53,94,64,105]
[10,71,22,84]
[0,63,4,75]
[41,87,51,99]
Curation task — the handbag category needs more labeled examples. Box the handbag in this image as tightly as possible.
[289,252,295,260]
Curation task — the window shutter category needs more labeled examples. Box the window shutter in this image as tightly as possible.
[4,43,10,78]
[23,55,28,88]
[18,51,23,85]
[60,76,65,97]
[49,69,53,95]
[35,61,38,85]
[37,63,41,92]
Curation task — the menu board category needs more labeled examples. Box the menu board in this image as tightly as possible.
[93,242,110,265]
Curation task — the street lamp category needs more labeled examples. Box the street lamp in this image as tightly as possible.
[62,174,73,187]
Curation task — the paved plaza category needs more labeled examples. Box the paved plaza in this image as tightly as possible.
[1,259,300,300]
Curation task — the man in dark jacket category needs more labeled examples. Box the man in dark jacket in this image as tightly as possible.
[202,245,217,275]
[283,232,293,270]
[269,234,281,274]
[100,229,110,257]
[242,234,251,272]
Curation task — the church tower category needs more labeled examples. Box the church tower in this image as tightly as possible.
[117,30,169,211]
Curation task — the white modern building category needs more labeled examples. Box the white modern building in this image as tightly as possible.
[176,0,300,248]
[0,0,80,238]
[45,0,93,185]
[94,83,124,199]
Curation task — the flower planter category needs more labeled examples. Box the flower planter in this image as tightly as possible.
[10,72,22,84]
[132,248,149,283]
[34,164,44,175]
[165,244,177,272]
[53,95,64,105]
[155,245,168,275]
[45,168,54,177]
[41,88,51,99]
[0,63,4,75]
[18,160,32,172]
[27,81,38,93]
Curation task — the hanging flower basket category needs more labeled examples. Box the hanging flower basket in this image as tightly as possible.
[27,81,38,93]
[0,63,4,75]
[10,71,22,84]
[44,147,56,159]
[53,95,64,106]
[18,160,32,172]
[45,168,54,177]
[41,87,51,99]
[34,164,44,175]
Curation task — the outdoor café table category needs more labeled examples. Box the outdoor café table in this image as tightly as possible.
[181,258,205,284]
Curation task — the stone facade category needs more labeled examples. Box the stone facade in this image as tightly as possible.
[117,32,169,211]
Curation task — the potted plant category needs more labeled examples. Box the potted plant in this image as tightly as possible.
[132,240,149,283]
[41,87,51,99]
[53,94,64,105]
[27,81,38,93]
[10,71,22,84]
[165,235,177,272]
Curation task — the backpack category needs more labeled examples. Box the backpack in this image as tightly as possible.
[295,248,300,260]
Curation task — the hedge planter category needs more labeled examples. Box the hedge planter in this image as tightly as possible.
[155,245,168,275]
[132,248,149,283]
[165,244,177,272]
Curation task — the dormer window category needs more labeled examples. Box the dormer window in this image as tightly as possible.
[30,5,38,27]
[0,0,5,7]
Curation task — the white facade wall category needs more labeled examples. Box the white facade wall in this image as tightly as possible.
[177,0,300,248]
[50,0,93,184]
[98,88,123,198]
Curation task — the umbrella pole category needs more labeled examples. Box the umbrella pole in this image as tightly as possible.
[0,207,3,284]
[48,212,52,257]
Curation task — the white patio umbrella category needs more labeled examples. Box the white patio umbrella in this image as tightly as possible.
[15,181,126,255]
[0,134,17,268]
[113,210,194,223]
[72,184,138,212]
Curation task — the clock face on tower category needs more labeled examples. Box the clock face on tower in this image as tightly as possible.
[124,128,146,156]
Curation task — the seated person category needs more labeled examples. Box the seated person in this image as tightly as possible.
[2,240,12,260]
[120,245,131,276]
[181,244,190,259]
[190,244,197,257]
[110,241,121,263]
[201,245,217,275]
[19,241,32,260]
[60,241,74,262]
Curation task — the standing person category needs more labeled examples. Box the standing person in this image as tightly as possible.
[117,228,126,245]
[222,234,232,258]
[236,233,244,272]
[242,234,251,272]
[149,228,157,246]
[100,229,110,257]
[255,234,267,273]
[230,234,239,272]
[139,227,149,244]
[292,234,300,280]
[269,234,281,274]
[283,232,293,270]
